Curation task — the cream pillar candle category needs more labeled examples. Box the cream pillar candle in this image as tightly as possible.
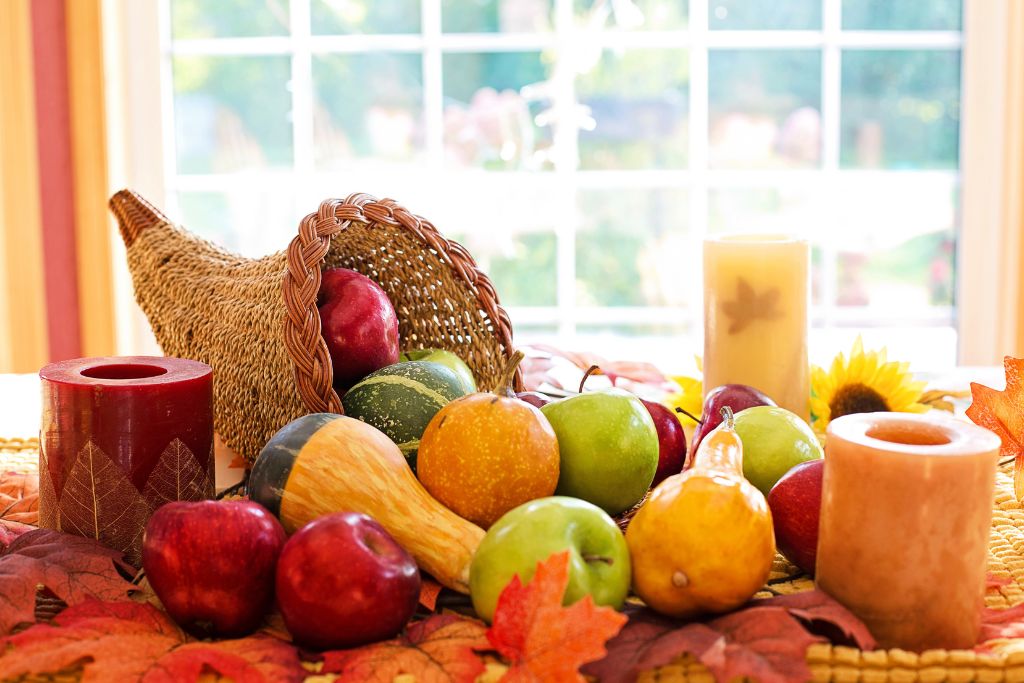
[703,235,809,418]
[817,412,1001,651]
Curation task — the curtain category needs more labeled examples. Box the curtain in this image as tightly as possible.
[0,0,115,373]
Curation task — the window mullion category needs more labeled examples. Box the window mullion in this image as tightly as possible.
[422,0,443,167]
[820,0,842,329]
[552,0,579,342]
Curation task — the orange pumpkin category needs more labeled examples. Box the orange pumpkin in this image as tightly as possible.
[417,352,559,528]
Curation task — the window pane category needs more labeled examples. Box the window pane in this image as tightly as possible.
[443,52,553,170]
[574,0,687,31]
[842,0,962,30]
[172,56,293,174]
[313,54,424,167]
[709,0,821,29]
[840,50,960,169]
[176,190,297,258]
[577,50,689,170]
[709,49,821,169]
[443,0,553,33]
[831,176,956,313]
[311,0,421,35]
[576,188,690,307]
[170,0,289,38]
[429,178,560,306]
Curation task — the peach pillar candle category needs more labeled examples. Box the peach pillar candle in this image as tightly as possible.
[817,413,1001,651]
[703,235,809,418]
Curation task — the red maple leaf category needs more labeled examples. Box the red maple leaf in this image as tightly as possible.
[487,551,627,682]
[0,600,304,683]
[0,528,137,635]
[583,590,874,683]
[320,614,490,683]
[978,603,1024,647]
[967,357,1024,499]
[0,471,39,526]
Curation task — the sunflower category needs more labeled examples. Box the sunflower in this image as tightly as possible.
[810,336,928,431]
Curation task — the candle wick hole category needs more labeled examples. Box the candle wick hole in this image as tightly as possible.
[80,364,169,380]
[866,423,952,447]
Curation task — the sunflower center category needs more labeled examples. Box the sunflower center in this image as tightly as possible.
[829,383,889,419]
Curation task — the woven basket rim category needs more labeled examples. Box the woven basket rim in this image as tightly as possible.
[281,193,521,415]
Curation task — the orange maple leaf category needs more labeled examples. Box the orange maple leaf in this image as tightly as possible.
[966,357,1024,499]
[0,600,304,683]
[0,471,39,526]
[321,614,490,683]
[487,551,627,683]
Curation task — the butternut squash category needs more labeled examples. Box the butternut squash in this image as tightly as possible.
[249,413,485,593]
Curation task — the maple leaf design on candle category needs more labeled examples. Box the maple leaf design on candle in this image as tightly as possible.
[722,278,783,334]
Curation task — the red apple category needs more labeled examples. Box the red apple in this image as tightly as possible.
[142,500,286,637]
[767,458,824,575]
[318,268,400,391]
[517,391,552,409]
[640,398,687,486]
[276,512,420,649]
[688,384,776,464]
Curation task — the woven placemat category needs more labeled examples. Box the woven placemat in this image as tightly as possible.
[4,438,1024,682]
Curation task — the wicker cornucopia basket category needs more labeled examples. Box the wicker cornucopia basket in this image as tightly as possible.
[108,190,521,465]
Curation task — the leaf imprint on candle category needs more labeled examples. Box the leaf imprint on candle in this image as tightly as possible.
[722,278,783,334]
[142,439,214,510]
[57,441,150,566]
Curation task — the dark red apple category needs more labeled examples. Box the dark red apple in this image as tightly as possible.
[767,458,824,575]
[142,500,286,637]
[517,391,552,409]
[688,383,776,463]
[640,398,687,486]
[318,268,400,391]
[276,512,420,649]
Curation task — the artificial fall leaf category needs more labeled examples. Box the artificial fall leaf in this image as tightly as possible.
[583,590,874,683]
[756,590,876,649]
[722,278,782,334]
[58,441,152,565]
[320,614,490,683]
[966,357,1024,499]
[0,520,33,549]
[0,528,136,635]
[419,577,443,612]
[0,471,39,526]
[0,599,304,683]
[978,603,1024,648]
[487,551,627,683]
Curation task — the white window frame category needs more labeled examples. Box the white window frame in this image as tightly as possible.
[102,0,1008,367]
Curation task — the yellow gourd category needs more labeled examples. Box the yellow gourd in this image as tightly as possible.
[249,413,485,593]
[625,407,775,618]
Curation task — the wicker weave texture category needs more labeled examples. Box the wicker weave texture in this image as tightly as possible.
[109,190,519,465]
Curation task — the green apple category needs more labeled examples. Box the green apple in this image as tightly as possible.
[733,405,824,495]
[469,496,630,623]
[399,348,476,393]
[541,389,659,515]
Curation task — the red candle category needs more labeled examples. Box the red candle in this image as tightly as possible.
[39,357,214,565]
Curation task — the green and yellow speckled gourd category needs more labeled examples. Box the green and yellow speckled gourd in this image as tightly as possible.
[248,413,485,593]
